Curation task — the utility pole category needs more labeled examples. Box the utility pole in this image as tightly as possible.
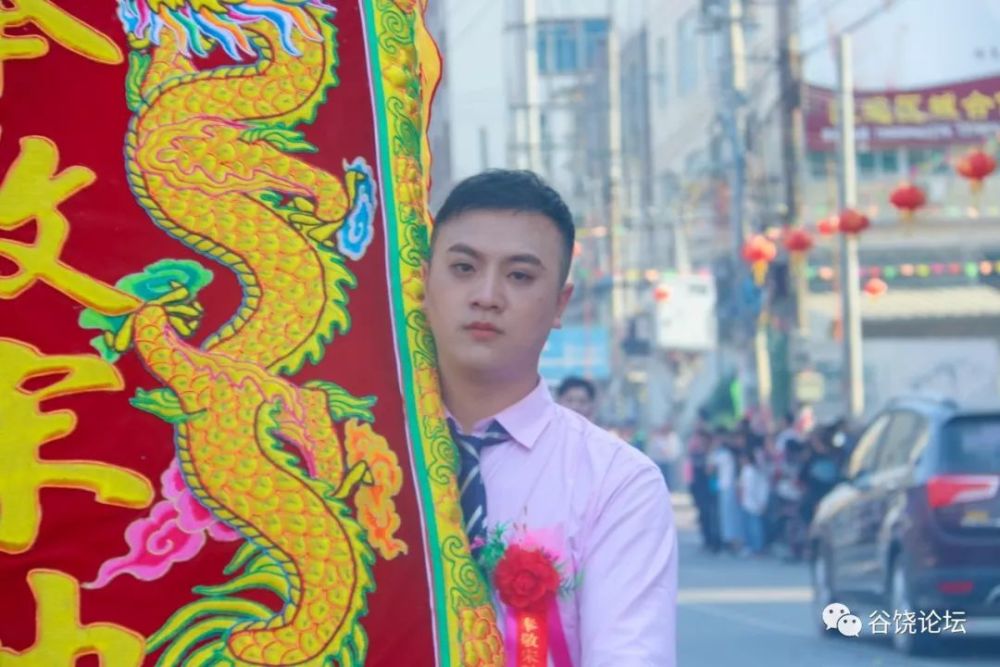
[505,0,541,171]
[716,0,758,409]
[608,27,624,329]
[606,24,631,423]
[523,0,541,172]
[723,0,748,258]
[778,0,803,237]
[835,34,865,420]
[718,0,748,283]
[478,126,489,171]
[775,0,805,416]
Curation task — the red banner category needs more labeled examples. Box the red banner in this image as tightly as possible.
[0,2,503,665]
[805,75,1000,150]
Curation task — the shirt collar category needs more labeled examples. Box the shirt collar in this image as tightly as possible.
[446,378,555,450]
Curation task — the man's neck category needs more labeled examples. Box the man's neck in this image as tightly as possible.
[440,365,539,433]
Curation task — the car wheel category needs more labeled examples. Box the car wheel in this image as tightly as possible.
[811,544,839,638]
[889,559,935,656]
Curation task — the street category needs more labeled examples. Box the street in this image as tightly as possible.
[674,495,1000,666]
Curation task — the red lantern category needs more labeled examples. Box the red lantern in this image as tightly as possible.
[837,208,870,235]
[783,227,814,275]
[817,216,839,236]
[864,277,888,298]
[742,234,777,285]
[653,285,672,303]
[889,182,926,223]
[783,228,814,254]
[956,148,996,193]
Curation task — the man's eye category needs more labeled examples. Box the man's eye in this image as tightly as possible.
[451,263,474,274]
[510,271,534,283]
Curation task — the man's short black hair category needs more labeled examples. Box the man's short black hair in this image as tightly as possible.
[556,376,595,401]
[432,169,575,284]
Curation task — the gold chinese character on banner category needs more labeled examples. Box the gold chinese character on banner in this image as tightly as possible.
[0,569,144,665]
[961,90,995,120]
[927,92,960,120]
[893,94,925,123]
[0,338,153,554]
[860,96,893,125]
[0,135,140,315]
[0,0,122,97]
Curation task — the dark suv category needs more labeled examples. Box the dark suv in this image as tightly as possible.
[809,396,1000,654]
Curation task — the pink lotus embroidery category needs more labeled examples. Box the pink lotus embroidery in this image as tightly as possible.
[86,460,239,588]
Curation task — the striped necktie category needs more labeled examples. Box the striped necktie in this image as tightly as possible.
[447,418,509,551]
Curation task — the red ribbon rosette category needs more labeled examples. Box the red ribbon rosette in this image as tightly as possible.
[494,545,561,666]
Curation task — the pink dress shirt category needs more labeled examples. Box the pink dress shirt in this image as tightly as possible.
[459,380,678,666]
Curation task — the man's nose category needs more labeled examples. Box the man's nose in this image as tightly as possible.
[470,269,504,310]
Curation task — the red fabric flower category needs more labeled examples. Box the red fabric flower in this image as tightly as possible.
[493,545,561,613]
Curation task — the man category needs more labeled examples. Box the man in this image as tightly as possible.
[647,422,682,490]
[555,375,597,420]
[774,412,799,459]
[423,170,677,666]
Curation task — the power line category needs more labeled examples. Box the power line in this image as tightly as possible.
[798,0,848,28]
[750,0,910,125]
[802,0,905,57]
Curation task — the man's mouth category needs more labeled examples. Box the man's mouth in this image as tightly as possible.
[464,322,501,335]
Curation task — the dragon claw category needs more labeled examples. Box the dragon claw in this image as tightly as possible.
[106,314,137,353]
[136,282,204,339]
[165,306,202,338]
[159,282,191,303]
[291,196,316,213]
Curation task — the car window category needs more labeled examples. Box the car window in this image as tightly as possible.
[846,414,890,479]
[875,411,928,472]
[940,415,1000,473]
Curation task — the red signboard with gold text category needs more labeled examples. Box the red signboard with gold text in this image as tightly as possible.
[806,74,1000,150]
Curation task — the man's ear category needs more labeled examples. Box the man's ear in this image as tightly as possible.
[552,281,574,329]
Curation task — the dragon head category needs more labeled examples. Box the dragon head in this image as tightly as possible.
[117,0,334,58]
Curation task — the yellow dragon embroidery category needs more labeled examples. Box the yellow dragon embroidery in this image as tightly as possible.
[87,1,407,664]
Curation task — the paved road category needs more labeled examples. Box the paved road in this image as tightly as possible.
[674,495,1000,666]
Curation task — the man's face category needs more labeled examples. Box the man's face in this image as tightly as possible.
[424,209,573,382]
[558,387,595,419]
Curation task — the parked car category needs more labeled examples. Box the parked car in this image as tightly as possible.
[809,396,1000,655]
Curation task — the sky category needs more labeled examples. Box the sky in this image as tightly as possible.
[801,0,1000,89]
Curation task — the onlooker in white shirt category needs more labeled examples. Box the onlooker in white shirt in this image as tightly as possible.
[739,448,770,555]
[709,432,741,551]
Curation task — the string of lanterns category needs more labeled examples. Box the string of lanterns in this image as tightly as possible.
[738,146,999,299]
[808,259,999,282]
[574,147,998,303]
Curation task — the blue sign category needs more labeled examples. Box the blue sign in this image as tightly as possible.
[539,326,611,383]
